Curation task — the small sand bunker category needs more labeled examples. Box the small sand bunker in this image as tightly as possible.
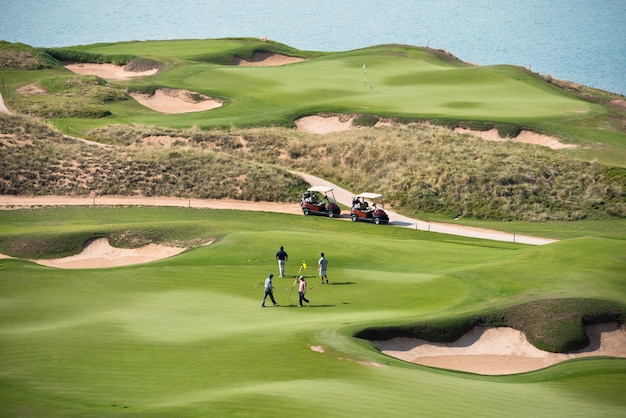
[65,63,158,80]
[454,127,577,149]
[234,52,305,66]
[296,115,353,134]
[372,323,626,375]
[129,88,224,114]
[32,237,186,269]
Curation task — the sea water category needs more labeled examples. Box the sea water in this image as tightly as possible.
[1,0,624,95]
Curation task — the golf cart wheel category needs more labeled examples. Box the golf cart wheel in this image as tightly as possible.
[303,208,310,216]
[374,217,381,225]
[351,213,358,222]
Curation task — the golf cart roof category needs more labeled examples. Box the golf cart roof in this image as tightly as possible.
[356,192,383,199]
[307,186,334,193]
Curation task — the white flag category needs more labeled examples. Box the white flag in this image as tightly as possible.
[363,63,367,70]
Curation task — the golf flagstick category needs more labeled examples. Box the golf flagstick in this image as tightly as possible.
[296,260,307,276]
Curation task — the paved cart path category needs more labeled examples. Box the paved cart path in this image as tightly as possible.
[295,171,557,245]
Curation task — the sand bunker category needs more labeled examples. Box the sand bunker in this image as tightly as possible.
[295,115,353,134]
[65,63,158,80]
[454,127,577,149]
[32,237,186,269]
[64,63,221,114]
[234,52,305,66]
[372,323,626,375]
[0,91,11,114]
[129,88,223,114]
[296,115,576,150]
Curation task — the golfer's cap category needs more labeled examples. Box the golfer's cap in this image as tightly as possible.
[268,273,273,277]
[299,275,304,279]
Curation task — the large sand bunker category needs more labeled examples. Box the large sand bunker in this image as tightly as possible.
[129,88,224,114]
[32,237,186,269]
[65,63,158,80]
[453,127,577,149]
[295,114,576,150]
[372,323,626,375]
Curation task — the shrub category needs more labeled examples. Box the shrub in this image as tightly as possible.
[352,114,379,127]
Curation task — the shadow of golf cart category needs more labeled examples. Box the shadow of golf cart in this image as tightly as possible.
[350,192,389,224]
[300,186,341,218]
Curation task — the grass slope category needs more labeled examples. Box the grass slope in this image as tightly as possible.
[0,207,625,417]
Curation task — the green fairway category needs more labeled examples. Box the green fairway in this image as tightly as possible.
[3,40,596,132]
[0,207,624,417]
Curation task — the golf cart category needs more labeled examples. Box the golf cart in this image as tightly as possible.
[300,186,341,218]
[350,192,389,224]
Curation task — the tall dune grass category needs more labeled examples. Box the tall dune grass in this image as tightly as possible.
[1,113,624,221]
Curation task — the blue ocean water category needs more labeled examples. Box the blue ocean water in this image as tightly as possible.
[1,0,624,95]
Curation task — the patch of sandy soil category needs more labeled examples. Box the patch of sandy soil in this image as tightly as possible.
[234,52,305,66]
[372,323,626,375]
[610,99,626,109]
[129,88,224,114]
[454,127,577,149]
[16,83,46,95]
[32,237,186,269]
[65,63,158,80]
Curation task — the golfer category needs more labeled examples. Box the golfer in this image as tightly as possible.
[318,252,328,284]
[275,246,288,278]
[261,273,279,307]
[298,275,310,307]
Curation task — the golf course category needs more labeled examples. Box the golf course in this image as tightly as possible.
[1,38,625,417]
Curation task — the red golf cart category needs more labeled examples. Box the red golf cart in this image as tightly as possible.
[350,193,389,224]
[300,186,341,218]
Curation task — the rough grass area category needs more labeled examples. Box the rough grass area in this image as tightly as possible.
[355,298,626,352]
[1,114,624,221]
[0,114,307,201]
[0,41,61,70]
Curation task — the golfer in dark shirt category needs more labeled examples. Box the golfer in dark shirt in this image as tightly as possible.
[276,246,288,278]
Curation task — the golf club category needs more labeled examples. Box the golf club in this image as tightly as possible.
[287,277,298,301]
